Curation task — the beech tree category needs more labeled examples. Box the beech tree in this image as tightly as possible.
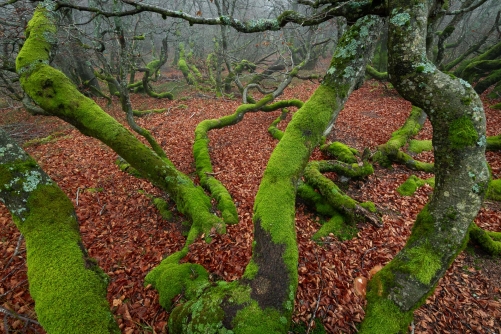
[1,0,500,333]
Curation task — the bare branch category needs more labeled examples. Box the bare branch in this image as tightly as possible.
[444,0,490,15]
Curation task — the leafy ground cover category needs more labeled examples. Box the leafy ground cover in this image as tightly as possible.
[1,79,500,333]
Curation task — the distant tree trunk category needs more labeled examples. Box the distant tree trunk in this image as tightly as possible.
[360,2,489,332]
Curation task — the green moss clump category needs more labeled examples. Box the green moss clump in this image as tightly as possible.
[320,141,358,163]
[404,243,442,284]
[153,197,173,220]
[312,214,357,241]
[144,262,210,309]
[408,139,432,154]
[486,179,501,201]
[448,116,478,149]
[397,175,422,196]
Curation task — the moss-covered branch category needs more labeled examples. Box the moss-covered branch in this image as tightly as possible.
[366,65,388,80]
[194,96,304,224]
[138,67,173,99]
[0,129,119,334]
[17,6,223,244]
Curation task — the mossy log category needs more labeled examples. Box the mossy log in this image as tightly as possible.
[360,2,490,332]
[0,129,119,334]
[17,7,222,244]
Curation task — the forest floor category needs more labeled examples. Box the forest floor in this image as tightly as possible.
[1,77,501,334]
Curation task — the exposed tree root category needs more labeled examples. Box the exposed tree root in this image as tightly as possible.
[304,161,381,228]
[374,106,434,172]
[469,223,501,256]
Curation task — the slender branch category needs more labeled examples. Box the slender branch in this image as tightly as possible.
[52,0,384,32]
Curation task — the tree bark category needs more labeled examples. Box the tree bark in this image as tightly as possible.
[360,1,490,332]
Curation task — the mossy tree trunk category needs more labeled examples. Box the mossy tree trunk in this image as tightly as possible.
[0,129,119,334]
[360,1,490,332]
[17,4,224,255]
[146,15,383,333]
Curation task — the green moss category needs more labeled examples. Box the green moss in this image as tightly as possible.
[20,185,119,333]
[486,179,501,201]
[312,214,357,241]
[461,96,472,106]
[153,197,173,220]
[397,175,423,196]
[359,293,413,333]
[448,116,478,149]
[319,141,358,163]
[144,262,210,309]
[469,224,501,256]
[23,132,67,147]
[408,139,432,154]
[405,242,442,284]
[360,201,376,213]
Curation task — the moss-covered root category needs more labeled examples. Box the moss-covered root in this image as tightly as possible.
[296,181,338,217]
[397,175,435,196]
[316,159,374,179]
[312,213,358,241]
[408,139,432,154]
[366,65,388,81]
[17,6,223,240]
[132,108,167,117]
[194,96,303,224]
[469,223,501,256]
[375,105,426,156]
[319,141,359,163]
[486,134,501,151]
[0,129,119,334]
[361,206,471,333]
[375,106,433,172]
[303,161,381,227]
